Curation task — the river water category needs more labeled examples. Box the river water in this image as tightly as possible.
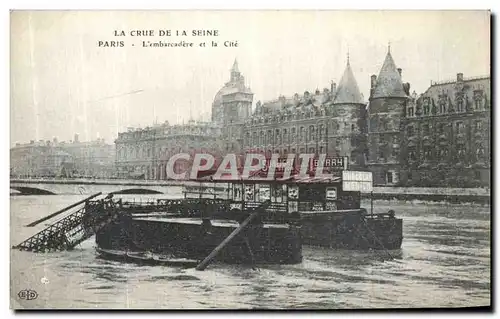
[10,189,491,309]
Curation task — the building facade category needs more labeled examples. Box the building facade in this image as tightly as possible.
[399,73,490,187]
[115,121,223,179]
[10,135,115,178]
[114,52,490,187]
[366,48,412,185]
[242,57,367,171]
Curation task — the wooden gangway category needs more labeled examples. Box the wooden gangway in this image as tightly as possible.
[14,194,123,252]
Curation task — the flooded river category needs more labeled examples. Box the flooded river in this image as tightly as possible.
[10,189,490,309]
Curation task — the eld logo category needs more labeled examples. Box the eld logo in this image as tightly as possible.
[18,289,38,301]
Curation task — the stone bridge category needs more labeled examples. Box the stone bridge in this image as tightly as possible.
[10,178,192,195]
[10,178,490,203]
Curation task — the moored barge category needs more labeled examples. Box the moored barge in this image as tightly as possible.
[90,155,402,267]
[90,197,303,267]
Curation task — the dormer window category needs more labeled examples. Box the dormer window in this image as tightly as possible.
[439,100,446,113]
[474,90,483,110]
[407,106,414,117]
[423,99,430,115]
[457,99,464,112]
[475,99,482,110]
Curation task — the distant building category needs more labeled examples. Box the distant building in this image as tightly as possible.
[10,135,115,178]
[114,121,223,179]
[10,140,73,178]
[61,135,116,178]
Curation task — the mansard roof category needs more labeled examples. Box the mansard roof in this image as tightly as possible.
[372,50,407,99]
[333,60,364,104]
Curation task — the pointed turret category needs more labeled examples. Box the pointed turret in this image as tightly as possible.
[231,59,240,73]
[333,56,364,104]
[371,47,407,99]
[230,59,241,82]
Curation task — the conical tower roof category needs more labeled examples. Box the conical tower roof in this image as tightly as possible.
[231,59,239,73]
[333,58,364,104]
[371,49,407,99]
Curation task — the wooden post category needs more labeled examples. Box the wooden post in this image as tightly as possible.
[196,200,270,271]
[371,191,374,216]
[26,192,102,227]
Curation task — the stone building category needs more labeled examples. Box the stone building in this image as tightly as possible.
[242,57,367,170]
[114,121,223,179]
[10,141,72,178]
[212,59,253,127]
[10,135,114,178]
[400,73,490,187]
[219,60,254,154]
[114,53,490,187]
[366,47,412,185]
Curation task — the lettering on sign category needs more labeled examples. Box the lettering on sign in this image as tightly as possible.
[326,187,337,200]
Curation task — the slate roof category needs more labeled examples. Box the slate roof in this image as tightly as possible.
[333,60,364,104]
[371,50,407,99]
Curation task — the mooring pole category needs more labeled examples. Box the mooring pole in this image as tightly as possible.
[371,191,374,216]
[196,200,270,271]
[26,192,102,227]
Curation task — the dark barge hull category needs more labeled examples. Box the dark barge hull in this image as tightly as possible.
[95,214,302,265]
[300,211,403,250]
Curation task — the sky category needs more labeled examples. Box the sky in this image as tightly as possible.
[10,10,490,146]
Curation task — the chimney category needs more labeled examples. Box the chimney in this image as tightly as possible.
[30,140,34,144]
[74,134,79,143]
[330,81,336,93]
[397,68,402,78]
[370,75,377,88]
[457,73,464,82]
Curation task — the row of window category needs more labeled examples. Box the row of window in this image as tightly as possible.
[244,123,358,146]
[117,144,221,160]
[243,146,347,156]
[407,94,487,117]
[406,120,485,137]
[248,109,331,125]
[407,144,487,161]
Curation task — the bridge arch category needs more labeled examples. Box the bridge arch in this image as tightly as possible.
[111,188,163,195]
[10,186,56,195]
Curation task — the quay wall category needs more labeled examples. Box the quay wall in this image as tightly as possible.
[10,178,490,203]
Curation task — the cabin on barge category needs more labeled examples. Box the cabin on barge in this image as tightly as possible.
[183,168,402,250]
[91,155,402,267]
